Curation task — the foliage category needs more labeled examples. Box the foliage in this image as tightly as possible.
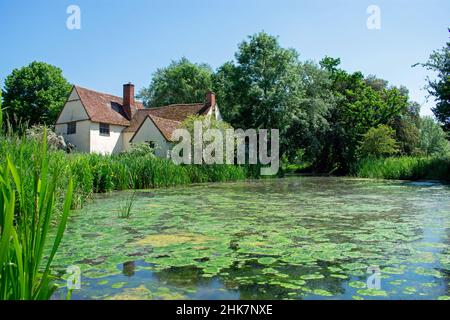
[0,91,3,134]
[65,31,428,174]
[419,116,450,156]
[419,32,450,131]
[356,156,450,181]
[0,129,73,300]
[212,34,422,173]
[284,61,335,162]
[138,57,213,107]
[391,101,421,155]
[124,142,156,158]
[358,125,399,159]
[2,61,71,129]
[213,32,303,141]
[178,115,234,162]
[317,61,409,173]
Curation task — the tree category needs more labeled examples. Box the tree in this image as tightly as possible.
[2,61,71,128]
[317,59,409,172]
[358,125,399,159]
[214,34,412,173]
[419,116,450,156]
[284,61,335,162]
[212,62,242,124]
[138,58,213,107]
[213,32,304,154]
[391,101,421,155]
[420,31,450,131]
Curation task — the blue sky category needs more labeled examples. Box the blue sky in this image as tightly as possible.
[0,0,449,115]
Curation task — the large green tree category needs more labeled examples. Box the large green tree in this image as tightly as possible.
[138,57,213,107]
[2,61,71,128]
[391,101,421,155]
[284,61,335,162]
[420,32,450,131]
[213,32,305,153]
[318,59,409,173]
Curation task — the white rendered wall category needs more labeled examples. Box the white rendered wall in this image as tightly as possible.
[90,122,126,155]
[131,117,172,158]
[55,120,91,153]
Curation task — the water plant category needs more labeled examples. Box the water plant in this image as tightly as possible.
[48,176,450,300]
[0,129,74,300]
[118,191,137,219]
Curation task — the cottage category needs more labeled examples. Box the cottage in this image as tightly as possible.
[55,83,222,157]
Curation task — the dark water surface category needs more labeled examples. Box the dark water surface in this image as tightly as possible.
[50,177,450,300]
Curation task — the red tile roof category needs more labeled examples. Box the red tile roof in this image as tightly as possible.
[148,115,182,141]
[73,86,145,126]
[146,103,209,122]
[125,104,212,141]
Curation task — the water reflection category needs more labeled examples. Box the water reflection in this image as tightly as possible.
[122,261,136,277]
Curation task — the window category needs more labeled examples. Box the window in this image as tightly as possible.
[99,123,110,136]
[67,122,76,135]
[146,141,156,149]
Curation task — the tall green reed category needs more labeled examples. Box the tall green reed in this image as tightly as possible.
[0,129,74,300]
[355,156,450,181]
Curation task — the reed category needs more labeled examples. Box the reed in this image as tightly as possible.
[355,156,450,181]
[118,190,137,219]
[0,136,259,211]
[0,129,73,300]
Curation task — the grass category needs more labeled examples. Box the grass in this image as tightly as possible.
[355,156,450,181]
[118,191,137,219]
[282,162,312,174]
[0,128,74,300]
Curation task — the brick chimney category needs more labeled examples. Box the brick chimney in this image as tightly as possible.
[206,91,216,108]
[123,83,135,119]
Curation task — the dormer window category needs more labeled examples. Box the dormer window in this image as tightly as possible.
[111,102,121,113]
[100,123,110,136]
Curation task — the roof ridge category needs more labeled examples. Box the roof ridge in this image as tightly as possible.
[74,85,122,100]
[148,113,182,123]
[145,102,205,110]
[74,85,145,105]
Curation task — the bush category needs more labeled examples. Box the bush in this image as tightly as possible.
[358,125,399,159]
[124,142,156,157]
[419,116,450,156]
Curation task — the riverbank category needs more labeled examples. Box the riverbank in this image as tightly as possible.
[355,156,450,181]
